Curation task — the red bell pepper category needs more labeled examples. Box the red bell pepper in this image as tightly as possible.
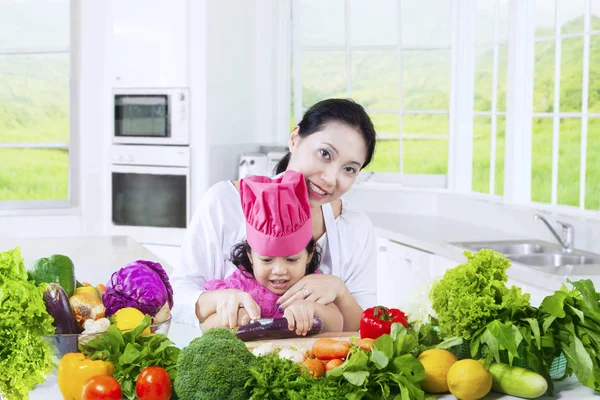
[359,306,408,339]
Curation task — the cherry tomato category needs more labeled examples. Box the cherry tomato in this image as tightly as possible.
[136,366,173,400]
[81,375,122,400]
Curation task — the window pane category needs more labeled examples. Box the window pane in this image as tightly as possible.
[533,40,555,112]
[495,115,505,195]
[531,118,553,203]
[403,114,448,135]
[558,0,584,34]
[402,50,450,109]
[474,47,493,111]
[401,0,452,47]
[402,114,448,174]
[593,2,600,31]
[498,1,509,43]
[301,51,346,108]
[350,0,397,46]
[365,139,399,172]
[351,51,398,110]
[0,53,69,143]
[557,119,581,207]
[370,113,399,135]
[589,35,600,112]
[298,0,345,47]
[560,37,583,112]
[0,148,68,201]
[535,0,555,37]
[475,0,495,44]
[403,138,448,174]
[0,0,69,49]
[586,119,600,210]
[472,115,491,193]
[497,44,508,111]
[472,115,504,195]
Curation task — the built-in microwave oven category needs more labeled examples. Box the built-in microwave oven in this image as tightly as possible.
[113,88,189,146]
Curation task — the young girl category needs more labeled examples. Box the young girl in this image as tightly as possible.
[196,170,344,335]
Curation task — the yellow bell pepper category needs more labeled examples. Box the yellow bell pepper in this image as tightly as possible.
[57,352,114,400]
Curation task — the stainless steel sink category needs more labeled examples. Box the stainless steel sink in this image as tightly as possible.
[451,240,562,256]
[450,239,600,271]
[510,253,600,267]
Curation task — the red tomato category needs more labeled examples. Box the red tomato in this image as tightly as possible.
[81,375,122,400]
[136,366,173,400]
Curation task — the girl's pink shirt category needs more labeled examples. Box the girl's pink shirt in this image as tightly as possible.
[203,268,320,319]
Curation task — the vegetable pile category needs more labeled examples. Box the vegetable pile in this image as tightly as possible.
[0,247,55,400]
[80,314,180,400]
[247,324,434,400]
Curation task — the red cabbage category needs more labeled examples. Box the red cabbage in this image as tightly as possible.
[103,260,174,317]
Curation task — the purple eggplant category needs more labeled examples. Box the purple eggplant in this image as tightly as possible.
[235,315,324,342]
[44,283,80,334]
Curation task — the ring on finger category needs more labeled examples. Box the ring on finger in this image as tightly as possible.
[301,288,310,298]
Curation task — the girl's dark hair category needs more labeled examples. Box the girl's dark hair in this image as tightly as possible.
[275,98,377,175]
[230,239,322,278]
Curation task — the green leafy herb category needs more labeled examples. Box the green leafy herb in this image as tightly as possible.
[81,314,180,400]
[0,247,55,400]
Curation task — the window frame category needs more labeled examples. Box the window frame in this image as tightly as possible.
[288,0,599,217]
[291,0,455,189]
[0,0,77,211]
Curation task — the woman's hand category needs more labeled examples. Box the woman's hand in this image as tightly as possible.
[283,299,315,336]
[198,289,261,329]
[278,274,346,310]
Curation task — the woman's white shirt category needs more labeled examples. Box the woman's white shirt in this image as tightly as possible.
[171,180,377,326]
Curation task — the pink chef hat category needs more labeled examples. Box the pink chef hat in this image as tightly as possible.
[240,170,312,257]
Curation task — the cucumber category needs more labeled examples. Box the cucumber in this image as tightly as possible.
[488,362,548,399]
[44,283,80,334]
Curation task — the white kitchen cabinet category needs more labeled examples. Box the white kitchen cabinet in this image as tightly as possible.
[110,0,189,88]
[376,238,433,308]
[430,254,461,279]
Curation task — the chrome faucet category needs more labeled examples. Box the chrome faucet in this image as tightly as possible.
[533,214,574,253]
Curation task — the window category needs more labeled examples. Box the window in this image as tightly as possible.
[472,0,509,196]
[531,0,600,211]
[292,0,453,186]
[0,0,72,208]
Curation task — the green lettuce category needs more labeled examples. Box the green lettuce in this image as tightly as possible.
[431,249,530,340]
[0,247,55,400]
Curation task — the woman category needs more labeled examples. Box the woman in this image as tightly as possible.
[171,98,377,331]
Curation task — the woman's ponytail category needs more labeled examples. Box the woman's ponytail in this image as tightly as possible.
[274,152,291,175]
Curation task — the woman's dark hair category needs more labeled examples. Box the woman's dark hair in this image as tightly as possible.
[274,98,377,175]
[230,239,322,278]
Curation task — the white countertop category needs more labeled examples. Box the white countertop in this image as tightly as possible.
[0,235,172,285]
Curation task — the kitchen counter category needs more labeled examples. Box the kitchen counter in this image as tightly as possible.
[23,322,599,399]
[0,235,172,284]
[368,212,600,292]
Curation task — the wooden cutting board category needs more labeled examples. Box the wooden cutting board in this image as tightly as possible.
[244,331,358,350]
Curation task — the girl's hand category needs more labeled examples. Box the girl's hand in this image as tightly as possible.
[211,289,261,328]
[283,299,315,336]
[278,274,346,310]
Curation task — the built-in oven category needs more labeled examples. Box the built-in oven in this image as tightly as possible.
[108,145,190,246]
[113,87,189,145]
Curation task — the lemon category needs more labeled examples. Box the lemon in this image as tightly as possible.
[113,307,151,335]
[74,286,100,298]
[418,349,457,393]
[447,359,492,400]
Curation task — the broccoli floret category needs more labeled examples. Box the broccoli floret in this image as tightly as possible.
[174,327,256,400]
